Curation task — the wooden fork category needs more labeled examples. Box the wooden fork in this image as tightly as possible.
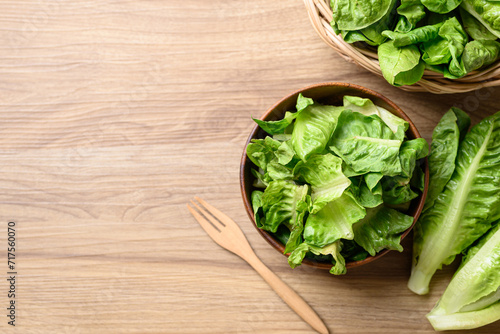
[187,196,329,334]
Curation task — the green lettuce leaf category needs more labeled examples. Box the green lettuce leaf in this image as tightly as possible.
[350,173,385,208]
[409,111,500,295]
[342,95,409,137]
[424,107,471,212]
[397,0,427,28]
[331,0,395,30]
[291,99,343,161]
[426,223,500,331]
[381,175,419,204]
[303,192,366,247]
[382,22,443,47]
[253,94,313,135]
[399,138,429,178]
[294,153,351,213]
[246,136,281,171]
[460,7,499,41]
[260,180,309,233]
[288,241,347,275]
[329,109,403,176]
[462,40,500,73]
[461,0,500,39]
[378,40,426,86]
[421,0,462,14]
[421,17,468,71]
[251,190,264,228]
[353,206,414,256]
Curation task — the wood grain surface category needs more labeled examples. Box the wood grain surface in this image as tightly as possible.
[0,1,499,333]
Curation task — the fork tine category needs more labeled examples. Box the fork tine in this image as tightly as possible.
[190,200,222,231]
[194,196,235,228]
[186,203,222,241]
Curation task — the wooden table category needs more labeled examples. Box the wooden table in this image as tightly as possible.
[0,1,499,333]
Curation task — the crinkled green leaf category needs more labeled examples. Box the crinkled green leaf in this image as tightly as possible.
[330,109,403,176]
[246,136,281,171]
[251,190,264,228]
[331,0,395,30]
[288,241,347,275]
[260,180,309,233]
[461,0,500,39]
[303,192,366,247]
[424,107,471,212]
[294,153,351,213]
[399,138,429,178]
[460,7,499,41]
[397,0,426,28]
[291,99,343,161]
[421,17,468,70]
[382,175,419,204]
[382,22,443,47]
[378,40,425,86]
[350,173,384,208]
[343,95,408,137]
[462,40,500,73]
[252,94,314,135]
[353,206,414,256]
[421,0,462,14]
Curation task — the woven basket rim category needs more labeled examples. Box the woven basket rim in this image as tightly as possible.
[304,0,500,94]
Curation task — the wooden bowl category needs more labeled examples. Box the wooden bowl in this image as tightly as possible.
[240,82,429,271]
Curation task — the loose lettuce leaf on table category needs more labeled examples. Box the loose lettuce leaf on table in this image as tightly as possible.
[426,223,500,331]
[329,109,403,176]
[293,153,351,213]
[378,40,426,86]
[409,111,500,295]
[353,206,414,256]
[424,107,470,212]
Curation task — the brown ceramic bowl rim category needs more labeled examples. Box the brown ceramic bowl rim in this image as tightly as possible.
[240,82,429,270]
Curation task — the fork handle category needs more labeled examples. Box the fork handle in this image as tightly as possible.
[244,253,329,334]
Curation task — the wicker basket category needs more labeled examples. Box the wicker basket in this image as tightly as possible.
[304,0,500,94]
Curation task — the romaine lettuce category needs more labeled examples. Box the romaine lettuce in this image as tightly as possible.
[408,111,500,295]
[426,223,500,330]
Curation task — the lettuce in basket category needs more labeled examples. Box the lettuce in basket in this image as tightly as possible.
[328,0,500,86]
